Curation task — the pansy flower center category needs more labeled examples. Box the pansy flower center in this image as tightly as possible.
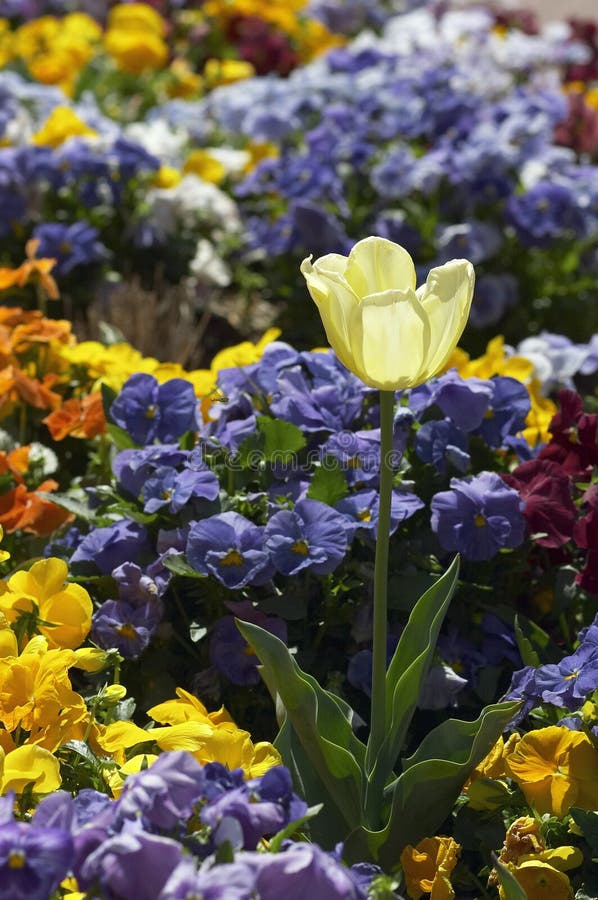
[145,404,157,420]
[474,514,487,527]
[357,509,372,522]
[8,849,26,869]
[291,539,309,556]
[220,549,244,567]
[116,623,138,640]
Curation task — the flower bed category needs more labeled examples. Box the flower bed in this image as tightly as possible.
[0,1,598,899]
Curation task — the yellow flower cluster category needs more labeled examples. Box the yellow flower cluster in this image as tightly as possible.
[104,3,169,75]
[464,726,598,898]
[0,553,279,800]
[6,12,102,95]
[492,816,582,900]
[56,326,281,419]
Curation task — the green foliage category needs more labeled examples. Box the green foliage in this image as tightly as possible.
[307,459,349,506]
[238,559,519,868]
[256,416,307,462]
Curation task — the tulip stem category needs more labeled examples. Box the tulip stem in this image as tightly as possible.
[369,389,395,773]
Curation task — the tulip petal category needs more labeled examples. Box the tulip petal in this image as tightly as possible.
[345,236,417,296]
[417,260,475,378]
[300,255,356,373]
[349,289,429,390]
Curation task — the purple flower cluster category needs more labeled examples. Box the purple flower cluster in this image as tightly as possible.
[0,753,378,900]
[505,616,598,720]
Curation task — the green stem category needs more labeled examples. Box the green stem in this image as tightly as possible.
[368,390,395,770]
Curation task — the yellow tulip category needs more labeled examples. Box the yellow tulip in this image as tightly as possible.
[301,236,474,391]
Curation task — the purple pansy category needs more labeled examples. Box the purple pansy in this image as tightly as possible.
[431,471,525,561]
[473,377,530,449]
[336,489,424,540]
[110,374,200,445]
[32,221,107,275]
[70,520,151,574]
[91,598,161,658]
[264,499,350,575]
[113,445,189,497]
[0,821,74,900]
[321,430,381,487]
[76,824,183,900]
[115,751,206,831]
[142,465,219,514]
[186,512,272,589]
[410,371,493,432]
[253,842,366,900]
[159,858,257,900]
[415,419,470,475]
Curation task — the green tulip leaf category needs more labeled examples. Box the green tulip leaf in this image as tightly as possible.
[272,713,352,847]
[365,557,460,811]
[346,700,519,869]
[236,619,366,834]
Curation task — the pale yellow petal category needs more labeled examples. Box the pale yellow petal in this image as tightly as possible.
[348,288,429,390]
[301,255,356,372]
[345,236,416,296]
[417,260,475,378]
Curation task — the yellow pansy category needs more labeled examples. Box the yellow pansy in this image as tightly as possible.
[522,378,557,447]
[505,860,574,899]
[203,58,255,87]
[148,686,228,725]
[62,12,102,43]
[0,644,79,737]
[448,335,534,381]
[0,18,12,69]
[107,2,166,37]
[401,835,460,900]
[504,725,598,817]
[209,328,281,373]
[98,686,281,779]
[32,106,98,148]
[0,612,17,659]
[0,557,92,650]
[0,743,61,794]
[184,149,226,185]
[104,28,169,74]
[151,166,182,189]
[193,723,281,777]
